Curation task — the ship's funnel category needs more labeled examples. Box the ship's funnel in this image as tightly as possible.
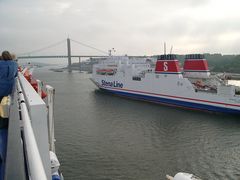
[183,54,210,78]
[155,54,181,74]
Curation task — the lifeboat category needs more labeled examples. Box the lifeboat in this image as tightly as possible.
[96,68,115,75]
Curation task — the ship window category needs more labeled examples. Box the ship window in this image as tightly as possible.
[132,76,141,81]
[96,70,116,76]
[185,54,204,59]
[158,54,176,60]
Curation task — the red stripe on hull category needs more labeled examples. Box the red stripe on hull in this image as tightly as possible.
[99,85,240,108]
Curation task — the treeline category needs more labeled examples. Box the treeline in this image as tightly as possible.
[70,54,240,73]
[176,54,240,73]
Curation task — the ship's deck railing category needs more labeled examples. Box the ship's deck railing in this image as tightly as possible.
[17,78,48,180]
[4,73,58,180]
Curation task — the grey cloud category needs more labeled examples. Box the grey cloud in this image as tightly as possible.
[0,0,239,56]
[145,0,210,7]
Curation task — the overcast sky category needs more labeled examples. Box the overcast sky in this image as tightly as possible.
[1,0,240,57]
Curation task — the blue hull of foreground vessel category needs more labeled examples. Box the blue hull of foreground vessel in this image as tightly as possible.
[100,88,240,114]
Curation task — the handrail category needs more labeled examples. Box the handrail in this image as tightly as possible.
[46,85,56,153]
[17,79,48,180]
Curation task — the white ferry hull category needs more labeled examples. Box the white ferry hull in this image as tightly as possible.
[92,80,240,114]
[91,56,240,114]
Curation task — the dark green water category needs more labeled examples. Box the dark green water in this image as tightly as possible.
[35,68,240,180]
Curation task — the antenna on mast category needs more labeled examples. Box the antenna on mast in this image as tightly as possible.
[164,42,166,55]
[170,45,173,54]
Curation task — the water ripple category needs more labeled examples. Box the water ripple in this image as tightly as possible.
[35,69,240,180]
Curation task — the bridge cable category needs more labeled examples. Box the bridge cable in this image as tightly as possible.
[18,39,67,56]
[70,39,108,55]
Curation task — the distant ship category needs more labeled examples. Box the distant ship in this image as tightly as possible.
[91,54,240,114]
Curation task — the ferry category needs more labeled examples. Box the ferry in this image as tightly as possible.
[91,54,240,114]
[0,67,63,180]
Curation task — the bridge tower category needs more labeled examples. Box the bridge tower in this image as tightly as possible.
[67,38,72,72]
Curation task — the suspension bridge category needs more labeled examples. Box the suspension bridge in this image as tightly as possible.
[17,38,111,72]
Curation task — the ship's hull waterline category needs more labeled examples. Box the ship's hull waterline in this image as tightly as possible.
[97,86,240,114]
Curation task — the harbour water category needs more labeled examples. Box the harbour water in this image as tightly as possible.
[35,67,240,180]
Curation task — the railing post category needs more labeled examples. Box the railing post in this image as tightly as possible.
[36,79,42,97]
[67,38,72,72]
[46,85,55,153]
[79,57,81,72]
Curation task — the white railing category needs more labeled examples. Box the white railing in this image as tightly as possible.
[17,79,48,180]
[46,85,56,153]
[36,79,43,96]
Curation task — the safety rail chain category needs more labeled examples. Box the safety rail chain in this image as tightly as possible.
[17,79,48,180]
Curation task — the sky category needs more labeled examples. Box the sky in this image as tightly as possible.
[1,0,240,57]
